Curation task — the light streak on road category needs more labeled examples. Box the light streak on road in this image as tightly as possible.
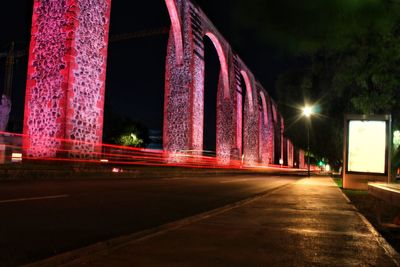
[0,194,69,204]
[220,179,249,183]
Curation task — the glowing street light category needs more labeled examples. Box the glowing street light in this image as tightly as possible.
[302,106,313,117]
[302,105,314,177]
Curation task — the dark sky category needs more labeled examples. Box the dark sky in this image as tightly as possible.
[0,0,294,148]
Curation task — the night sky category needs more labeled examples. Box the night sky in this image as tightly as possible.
[0,0,296,150]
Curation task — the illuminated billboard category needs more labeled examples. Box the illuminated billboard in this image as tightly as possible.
[343,115,391,190]
[347,120,387,174]
[344,115,391,175]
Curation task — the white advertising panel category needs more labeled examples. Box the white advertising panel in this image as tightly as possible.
[348,120,386,174]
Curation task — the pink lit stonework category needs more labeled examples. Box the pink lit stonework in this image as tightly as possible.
[287,139,294,167]
[258,88,274,165]
[24,0,111,157]
[299,149,305,169]
[24,0,296,167]
[163,0,273,166]
[164,1,235,163]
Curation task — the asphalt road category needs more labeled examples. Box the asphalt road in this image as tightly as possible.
[0,174,300,267]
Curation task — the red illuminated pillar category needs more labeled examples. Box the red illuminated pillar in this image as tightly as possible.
[271,103,280,164]
[24,0,111,157]
[164,1,234,163]
[287,139,294,167]
[280,116,285,164]
[164,0,194,155]
[216,71,235,164]
[269,122,275,164]
[239,70,259,165]
[299,149,305,169]
[266,98,275,165]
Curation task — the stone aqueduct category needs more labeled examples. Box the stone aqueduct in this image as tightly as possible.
[23,0,304,167]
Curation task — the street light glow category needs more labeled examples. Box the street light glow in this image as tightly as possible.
[303,106,313,117]
[301,104,314,177]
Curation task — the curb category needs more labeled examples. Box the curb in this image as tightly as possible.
[332,178,400,267]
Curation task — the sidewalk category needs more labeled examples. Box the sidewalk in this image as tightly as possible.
[28,177,400,267]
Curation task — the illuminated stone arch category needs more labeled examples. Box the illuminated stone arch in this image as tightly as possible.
[165,0,184,65]
[164,0,286,166]
[164,0,276,165]
[24,0,287,166]
[237,69,259,164]
[203,32,232,162]
[204,33,230,99]
[164,0,234,162]
[258,88,274,165]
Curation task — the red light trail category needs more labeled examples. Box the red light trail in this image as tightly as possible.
[0,131,312,172]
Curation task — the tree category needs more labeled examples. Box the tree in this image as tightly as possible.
[114,123,149,148]
[231,0,399,55]
[102,105,149,148]
[251,0,400,165]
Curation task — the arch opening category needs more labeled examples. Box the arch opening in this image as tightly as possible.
[202,36,219,153]
[205,32,229,99]
[103,1,169,150]
[238,71,253,157]
[238,69,259,163]
[239,75,246,157]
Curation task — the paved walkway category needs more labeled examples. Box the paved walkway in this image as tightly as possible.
[28,177,400,267]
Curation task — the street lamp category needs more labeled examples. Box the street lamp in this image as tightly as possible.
[302,105,313,177]
[303,106,313,118]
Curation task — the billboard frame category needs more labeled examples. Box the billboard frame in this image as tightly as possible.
[343,114,391,190]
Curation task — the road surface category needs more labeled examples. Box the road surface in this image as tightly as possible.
[0,174,300,266]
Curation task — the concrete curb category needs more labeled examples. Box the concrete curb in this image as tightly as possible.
[332,178,400,267]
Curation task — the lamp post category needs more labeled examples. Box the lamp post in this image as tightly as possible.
[302,106,313,177]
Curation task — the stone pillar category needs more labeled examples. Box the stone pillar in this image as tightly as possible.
[164,0,195,154]
[287,139,294,167]
[280,116,285,164]
[268,122,275,165]
[24,0,111,157]
[299,149,305,169]
[239,71,258,165]
[216,70,235,164]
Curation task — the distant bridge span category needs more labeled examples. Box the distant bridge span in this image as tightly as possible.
[23,0,303,167]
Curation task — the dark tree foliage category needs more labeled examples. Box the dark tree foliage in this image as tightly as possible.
[231,0,398,54]
[102,105,150,148]
[229,0,400,164]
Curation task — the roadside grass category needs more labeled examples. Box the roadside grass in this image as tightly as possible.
[332,177,342,188]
